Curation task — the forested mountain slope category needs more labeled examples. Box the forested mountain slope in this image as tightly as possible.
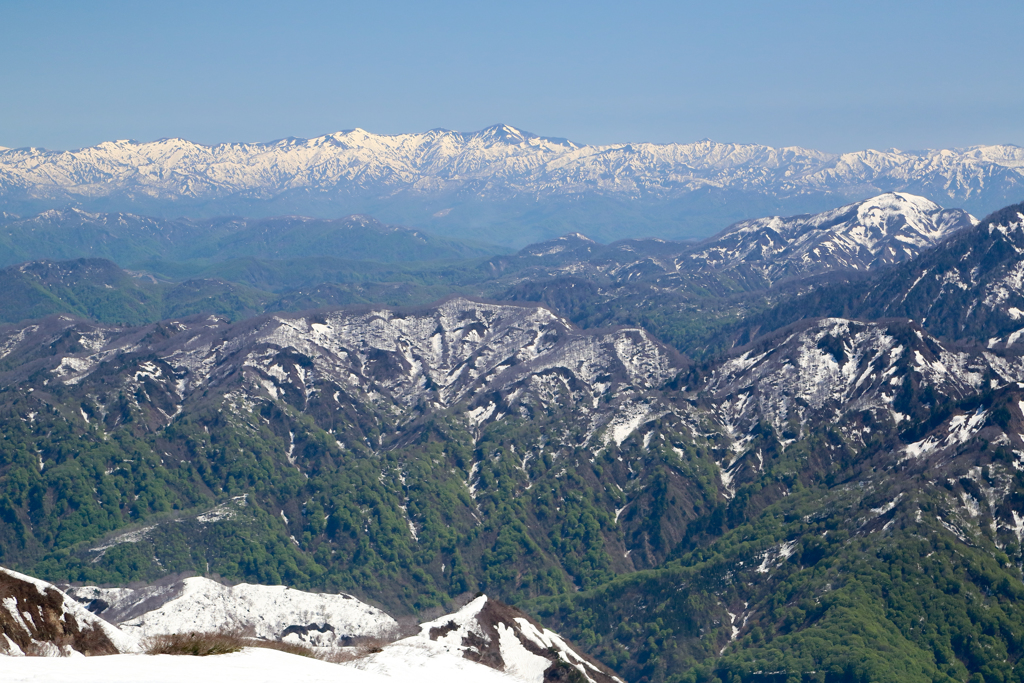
[0,210,501,269]
[3,300,1024,680]
[528,315,1024,682]
[1,196,1024,682]
[0,299,718,614]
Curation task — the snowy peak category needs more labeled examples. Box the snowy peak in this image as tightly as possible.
[488,194,981,291]
[362,595,623,683]
[473,124,532,145]
[0,567,139,656]
[468,124,580,151]
[863,199,1024,342]
[691,192,977,280]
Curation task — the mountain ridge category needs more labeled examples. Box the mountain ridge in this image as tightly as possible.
[688,192,978,281]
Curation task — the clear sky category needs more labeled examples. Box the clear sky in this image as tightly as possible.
[2,0,1022,152]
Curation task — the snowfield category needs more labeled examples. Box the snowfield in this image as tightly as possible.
[1,647,519,683]
[355,595,623,683]
[68,577,396,647]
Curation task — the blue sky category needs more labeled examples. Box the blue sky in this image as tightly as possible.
[2,0,1021,152]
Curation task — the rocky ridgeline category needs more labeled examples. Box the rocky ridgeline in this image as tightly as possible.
[0,297,682,446]
[687,192,977,281]
[1,126,1019,244]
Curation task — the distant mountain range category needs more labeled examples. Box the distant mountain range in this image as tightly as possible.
[1,125,1020,245]
[0,210,502,269]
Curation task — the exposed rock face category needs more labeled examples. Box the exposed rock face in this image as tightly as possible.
[706,317,1005,438]
[0,568,138,656]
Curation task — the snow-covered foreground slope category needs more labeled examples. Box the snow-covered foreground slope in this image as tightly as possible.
[1,647,518,683]
[4,572,617,683]
[66,577,396,647]
[0,568,139,656]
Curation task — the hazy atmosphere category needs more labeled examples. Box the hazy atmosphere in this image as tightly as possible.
[3,0,1022,151]
[5,3,1024,683]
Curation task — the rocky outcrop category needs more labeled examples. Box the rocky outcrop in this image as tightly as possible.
[0,568,138,656]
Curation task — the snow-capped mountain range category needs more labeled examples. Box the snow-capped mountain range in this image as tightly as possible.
[1,125,1020,244]
[7,204,1024,680]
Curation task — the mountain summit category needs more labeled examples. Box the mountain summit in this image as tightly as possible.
[690,192,977,280]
